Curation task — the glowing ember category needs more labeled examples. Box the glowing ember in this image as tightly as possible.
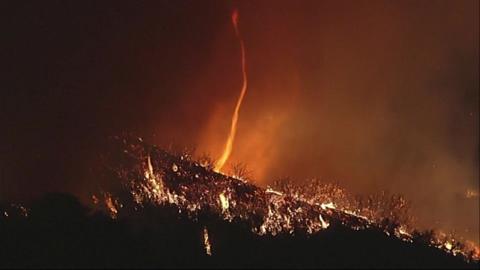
[465,189,479,199]
[203,227,212,256]
[172,163,179,173]
[18,205,28,218]
[219,192,229,212]
[214,9,248,173]
[266,187,283,196]
[1,204,29,219]
[319,214,329,229]
[91,195,99,205]
[320,202,336,210]
[103,192,120,219]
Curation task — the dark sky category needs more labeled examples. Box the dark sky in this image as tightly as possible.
[1,1,478,243]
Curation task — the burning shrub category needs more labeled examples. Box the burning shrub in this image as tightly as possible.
[93,135,479,262]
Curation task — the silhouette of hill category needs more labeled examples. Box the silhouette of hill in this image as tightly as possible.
[0,194,478,268]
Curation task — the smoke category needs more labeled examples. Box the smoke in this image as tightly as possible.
[1,0,478,245]
[197,1,479,243]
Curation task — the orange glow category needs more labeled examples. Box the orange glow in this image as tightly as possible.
[214,9,248,173]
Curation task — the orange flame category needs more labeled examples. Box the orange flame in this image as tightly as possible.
[214,9,248,173]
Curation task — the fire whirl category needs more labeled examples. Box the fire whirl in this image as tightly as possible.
[214,9,248,173]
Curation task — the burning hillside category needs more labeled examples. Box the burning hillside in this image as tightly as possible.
[0,135,478,268]
[94,136,479,263]
[1,2,478,268]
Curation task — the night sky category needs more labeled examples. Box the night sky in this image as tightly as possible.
[1,1,478,243]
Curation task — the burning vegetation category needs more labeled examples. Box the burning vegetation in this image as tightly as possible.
[0,136,478,268]
[94,135,479,263]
